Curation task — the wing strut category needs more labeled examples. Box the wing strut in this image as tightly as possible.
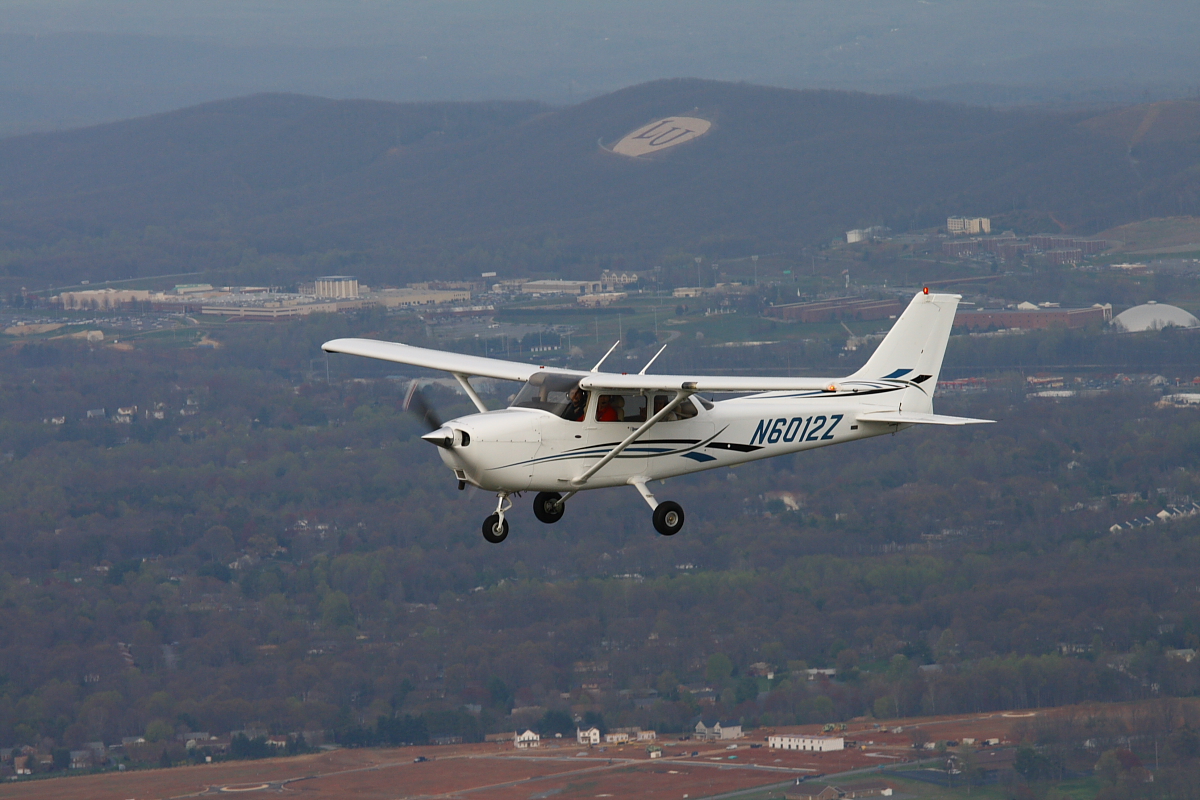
[638,344,668,375]
[591,341,621,372]
[570,389,692,487]
[453,373,488,413]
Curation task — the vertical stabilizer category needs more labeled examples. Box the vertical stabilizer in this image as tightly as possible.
[848,291,960,409]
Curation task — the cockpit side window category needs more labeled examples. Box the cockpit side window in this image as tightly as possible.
[650,394,701,421]
[510,373,587,421]
[594,394,646,422]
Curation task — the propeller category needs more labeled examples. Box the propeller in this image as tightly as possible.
[404,381,443,431]
[405,381,453,448]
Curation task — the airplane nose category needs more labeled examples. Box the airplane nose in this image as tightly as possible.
[421,427,454,448]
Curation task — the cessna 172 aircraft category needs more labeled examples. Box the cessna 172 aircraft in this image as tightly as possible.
[323,289,990,543]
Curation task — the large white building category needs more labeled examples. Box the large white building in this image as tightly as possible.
[947,216,991,235]
[372,288,472,307]
[1111,302,1200,332]
[314,276,360,299]
[577,727,601,745]
[520,279,604,296]
[768,734,844,752]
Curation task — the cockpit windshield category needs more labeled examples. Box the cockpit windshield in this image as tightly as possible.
[510,372,587,420]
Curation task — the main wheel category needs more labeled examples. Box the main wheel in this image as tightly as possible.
[533,492,566,524]
[482,513,509,543]
[653,501,685,536]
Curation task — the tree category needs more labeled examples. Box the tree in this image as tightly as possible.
[706,653,734,684]
[582,711,607,735]
[537,709,574,737]
[320,591,354,629]
[1015,744,1054,781]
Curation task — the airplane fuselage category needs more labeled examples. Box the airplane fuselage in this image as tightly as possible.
[434,392,909,493]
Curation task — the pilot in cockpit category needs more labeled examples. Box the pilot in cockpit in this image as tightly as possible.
[562,387,589,421]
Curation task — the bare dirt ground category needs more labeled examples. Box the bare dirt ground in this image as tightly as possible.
[9,702,1188,800]
[1096,215,1200,254]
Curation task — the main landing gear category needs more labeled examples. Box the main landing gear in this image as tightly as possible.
[632,480,685,536]
[652,501,685,536]
[533,491,572,524]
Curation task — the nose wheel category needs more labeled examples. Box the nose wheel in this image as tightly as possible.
[482,493,512,544]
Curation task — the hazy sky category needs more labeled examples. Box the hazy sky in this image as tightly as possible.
[2,1,1198,134]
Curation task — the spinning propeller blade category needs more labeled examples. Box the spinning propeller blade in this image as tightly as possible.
[403,382,442,431]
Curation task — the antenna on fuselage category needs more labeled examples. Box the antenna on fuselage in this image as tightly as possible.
[591,340,621,372]
[638,344,668,375]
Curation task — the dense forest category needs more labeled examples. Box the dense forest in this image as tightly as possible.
[3,309,1200,764]
[0,82,1197,290]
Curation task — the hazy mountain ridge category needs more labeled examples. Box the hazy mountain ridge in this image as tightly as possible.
[0,79,1197,285]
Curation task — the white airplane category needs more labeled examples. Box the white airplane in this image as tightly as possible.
[323,289,991,542]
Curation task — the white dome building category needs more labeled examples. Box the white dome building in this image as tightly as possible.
[1111,302,1200,332]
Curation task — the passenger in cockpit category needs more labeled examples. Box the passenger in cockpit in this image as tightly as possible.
[596,395,619,422]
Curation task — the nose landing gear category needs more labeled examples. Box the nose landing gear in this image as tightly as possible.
[482,493,512,544]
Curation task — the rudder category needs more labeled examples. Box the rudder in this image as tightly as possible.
[848,290,960,391]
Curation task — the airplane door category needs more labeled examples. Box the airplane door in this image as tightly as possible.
[490,418,540,491]
[532,414,583,486]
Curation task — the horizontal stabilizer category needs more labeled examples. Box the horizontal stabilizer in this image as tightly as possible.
[858,410,994,426]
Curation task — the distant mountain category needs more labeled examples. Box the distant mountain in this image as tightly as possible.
[1,81,1197,287]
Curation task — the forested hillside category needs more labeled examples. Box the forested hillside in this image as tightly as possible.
[1,81,1198,288]
[3,312,1200,754]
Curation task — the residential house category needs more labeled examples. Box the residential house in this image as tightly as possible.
[604,732,630,744]
[577,727,601,745]
[514,730,540,749]
[13,755,30,775]
[636,731,657,742]
[695,718,742,741]
[747,661,775,679]
[785,781,893,800]
[69,749,92,769]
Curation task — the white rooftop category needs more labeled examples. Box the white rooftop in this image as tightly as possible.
[1112,302,1200,332]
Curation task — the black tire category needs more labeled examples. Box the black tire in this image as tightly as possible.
[482,513,509,543]
[533,492,566,524]
[653,501,685,536]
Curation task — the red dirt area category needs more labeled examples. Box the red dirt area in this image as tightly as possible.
[11,705,1154,800]
[292,754,590,798]
[0,748,396,800]
[459,761,790,800]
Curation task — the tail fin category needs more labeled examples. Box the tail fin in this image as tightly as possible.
[848,290,960,392]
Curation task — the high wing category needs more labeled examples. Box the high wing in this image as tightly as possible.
[321,338,838,391]
[579,373,837,392]
[320,338,583,383]
[322,291,988,413]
